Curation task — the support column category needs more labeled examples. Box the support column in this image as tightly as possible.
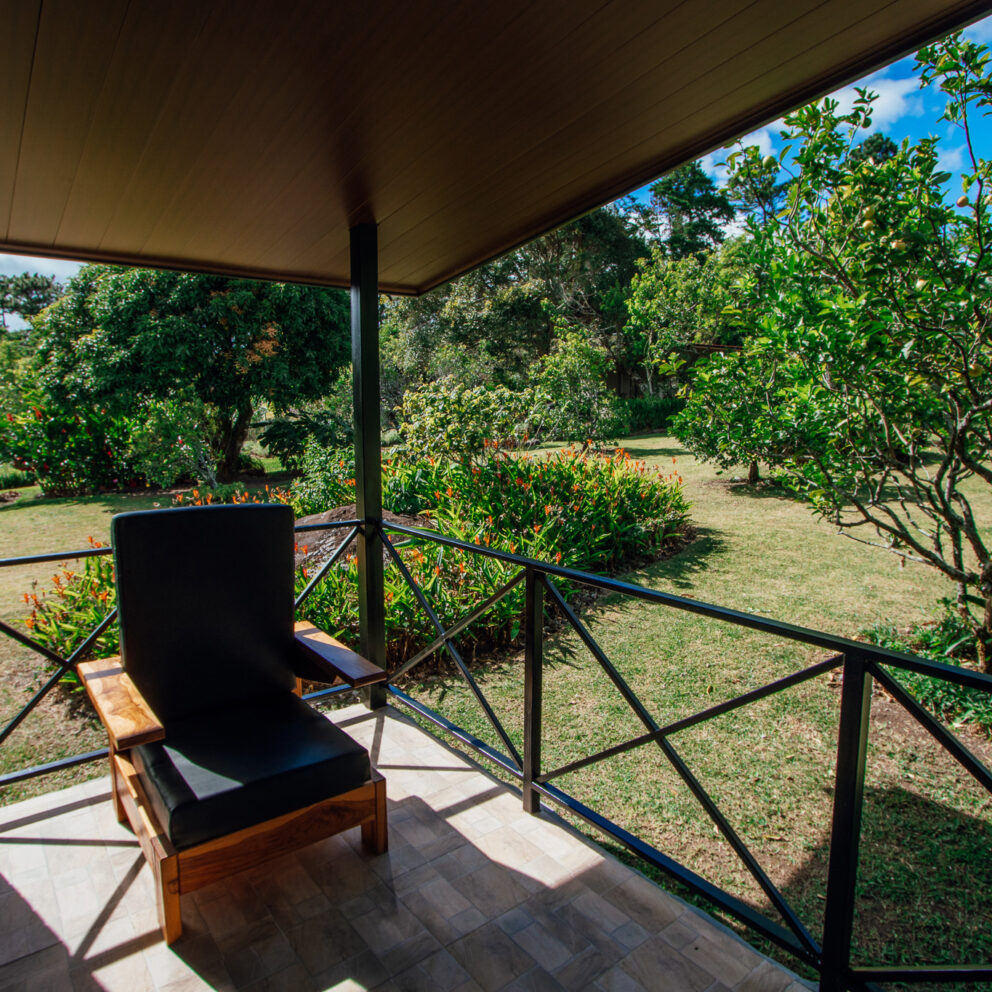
[523,569,544,814]
[351,223,387,708]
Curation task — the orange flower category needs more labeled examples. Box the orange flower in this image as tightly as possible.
[533,523,541,533]
[554,551,562,564]
[435,566,441,576]
[302,567,309,578]
[446,487,453,497]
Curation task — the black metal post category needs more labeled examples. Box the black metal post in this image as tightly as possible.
[820,652,872,991]
[523,568,544,814]
[351,223,386,709]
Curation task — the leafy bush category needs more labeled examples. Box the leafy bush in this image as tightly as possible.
[290,446,359,517]
[399,378,532,460]
[862,601,992,734]
[432,447,687,573]
[296,448,687,664]
[126,396,214,489]
[260,409,352,471]
[0,404,138,496]
[24,539,119,683]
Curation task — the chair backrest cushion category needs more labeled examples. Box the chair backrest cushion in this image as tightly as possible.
[112,504,297,723]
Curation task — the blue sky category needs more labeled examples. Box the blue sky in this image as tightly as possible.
[3,14,992,294]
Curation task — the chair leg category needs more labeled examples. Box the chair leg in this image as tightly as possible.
[155,852,182,944]
[110,753,127,824]
[361,775,388,855]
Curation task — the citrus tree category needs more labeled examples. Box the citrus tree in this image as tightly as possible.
[674,34,992,668]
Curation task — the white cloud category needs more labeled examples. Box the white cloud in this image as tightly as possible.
[0,252,83,283]
[939,144,966,173]
[829,72,923,130]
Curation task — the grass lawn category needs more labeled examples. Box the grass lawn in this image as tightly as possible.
[1,438,990,982]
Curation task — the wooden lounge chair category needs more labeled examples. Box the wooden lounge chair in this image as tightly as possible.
[79,504,387,944]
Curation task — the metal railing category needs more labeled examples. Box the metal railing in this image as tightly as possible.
[376,521,992,992]
[2,517,991,990]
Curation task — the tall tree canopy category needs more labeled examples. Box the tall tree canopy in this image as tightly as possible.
[645,161,736,258]
[35,266,350,481]
[0,273,61,335]
[383,207,647,396]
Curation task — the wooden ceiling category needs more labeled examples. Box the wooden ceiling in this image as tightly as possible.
[1,0,989,294]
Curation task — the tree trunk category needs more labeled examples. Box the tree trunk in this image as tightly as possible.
[215,403,253,483]
[747,460,760,485]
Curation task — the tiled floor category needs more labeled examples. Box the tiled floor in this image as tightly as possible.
[0,703,808,992]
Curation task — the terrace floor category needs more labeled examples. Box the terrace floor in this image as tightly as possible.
[0,703,808,992]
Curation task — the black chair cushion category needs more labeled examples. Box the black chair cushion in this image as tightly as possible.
[133,692,371,850]
[112,505,297,722]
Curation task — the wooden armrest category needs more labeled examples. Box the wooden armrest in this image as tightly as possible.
[293,622,387,687]
[78,657,165,751]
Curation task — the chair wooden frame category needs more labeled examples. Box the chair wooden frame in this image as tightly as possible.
[80,622,388,944]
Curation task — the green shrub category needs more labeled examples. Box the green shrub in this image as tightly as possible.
[260,407,352,471]
[290,446,358,516]
[126,396,213,489]
[24,539,119,682]
[862,601,992,734]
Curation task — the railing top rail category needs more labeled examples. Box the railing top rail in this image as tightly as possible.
[382,520,992,691]
[0,518,361,570]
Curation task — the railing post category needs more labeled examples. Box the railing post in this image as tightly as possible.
[820,651,872,992]
[523,568,543,814]
[350,222,387,709]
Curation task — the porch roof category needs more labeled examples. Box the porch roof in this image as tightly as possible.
[1,0,988,294]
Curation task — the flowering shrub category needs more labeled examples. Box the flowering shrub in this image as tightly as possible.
[0,405,136,496]
[290,446,358,516]
[23,538,118,684]
[173,483,292,507]
[22,447,688,676]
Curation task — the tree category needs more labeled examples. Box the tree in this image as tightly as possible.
[645,161,735,258]
[725,145,789,223]
[847,131,898,167]
[34,266,350,481]
[674,34,992,669]
[528,328,625,443]
[624,239,753,396]
[382,206,647,396]
[0,272,61,329]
